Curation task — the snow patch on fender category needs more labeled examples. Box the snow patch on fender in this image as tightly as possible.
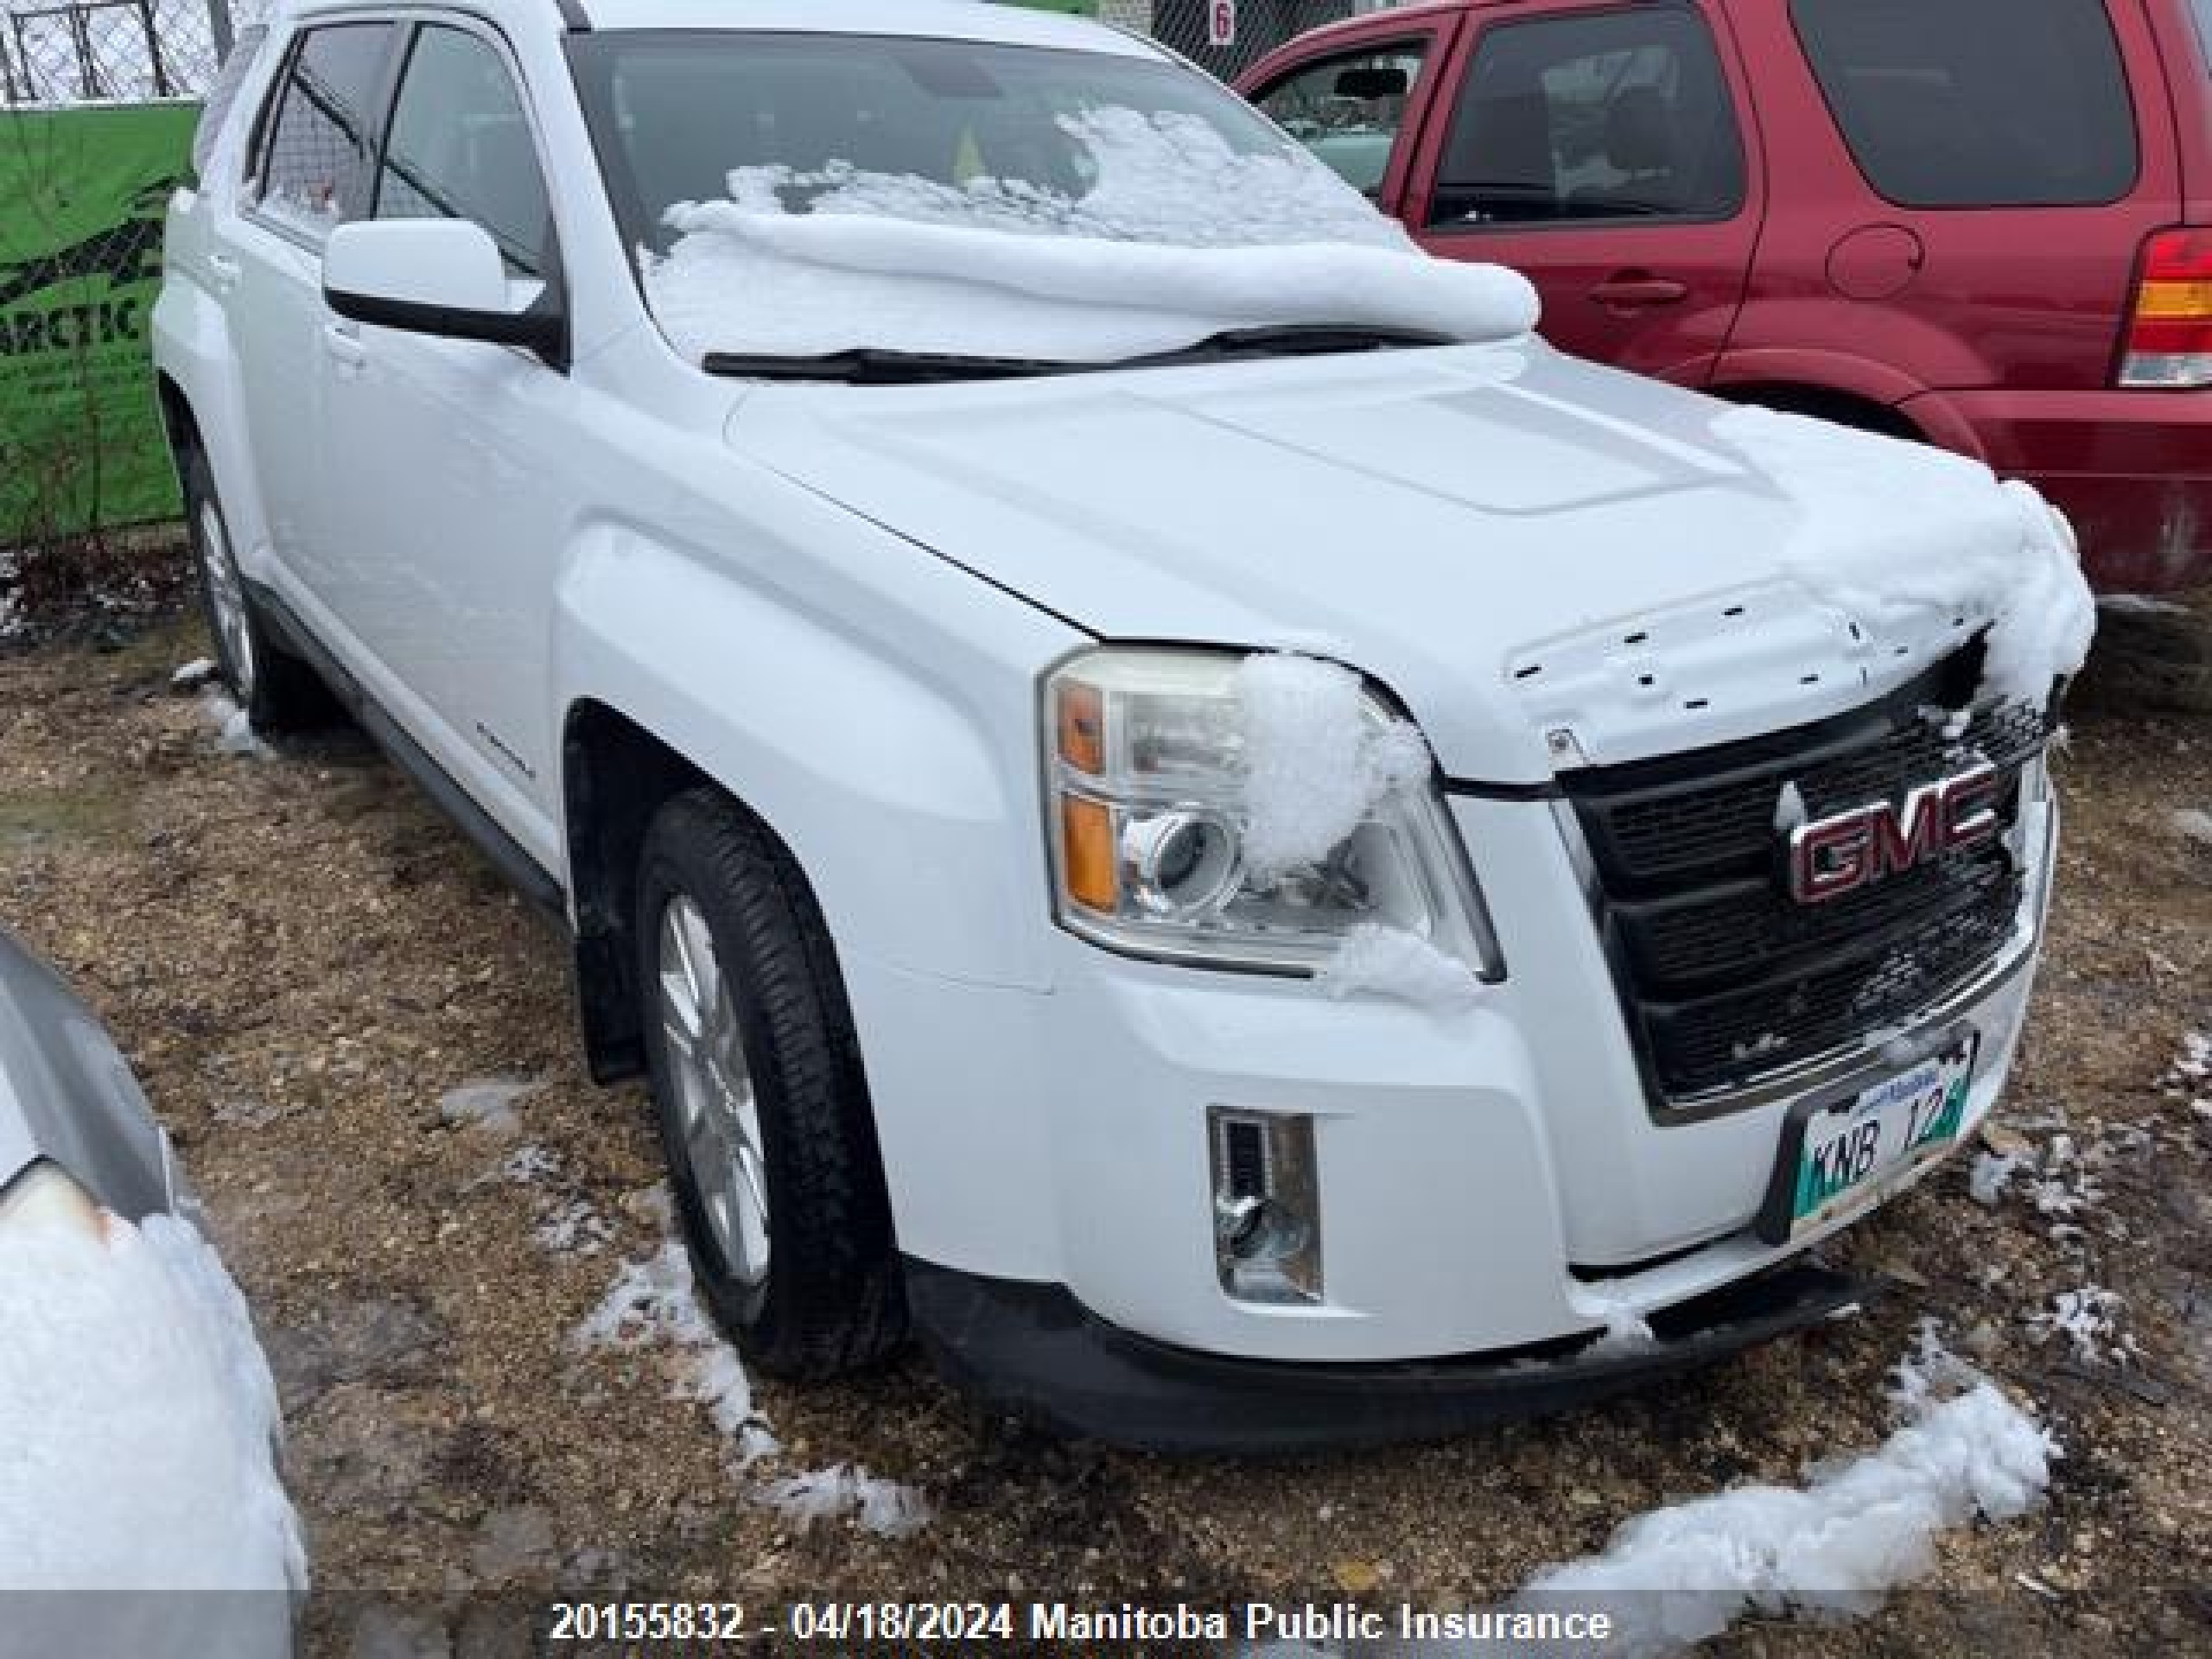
[1316,924,1480,1011]
[1710,407,2094,710]
[644,110,1538,365]
[1235,652,1429,880]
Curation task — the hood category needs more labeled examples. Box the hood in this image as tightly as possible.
[729,340,2068,782]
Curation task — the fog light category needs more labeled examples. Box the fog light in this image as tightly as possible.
[1209,1108,1322,1304]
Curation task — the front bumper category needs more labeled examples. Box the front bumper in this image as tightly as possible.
[845,789,2050,1379]
[907,1256,1869,1452]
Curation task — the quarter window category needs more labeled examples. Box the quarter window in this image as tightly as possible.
[1789,0,2138,208]
[1427,5,1745,229]
[254,22,395,241]
[375,26,553,277]
[1255,43,1430,198]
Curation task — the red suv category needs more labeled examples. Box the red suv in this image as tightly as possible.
[1241,0,2212,592]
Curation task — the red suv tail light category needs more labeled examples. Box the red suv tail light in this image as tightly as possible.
[2118,229,2212,388]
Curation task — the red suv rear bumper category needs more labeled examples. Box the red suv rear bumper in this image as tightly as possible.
[1913,389,2212,593]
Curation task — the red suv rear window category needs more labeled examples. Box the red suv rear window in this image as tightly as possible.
[1790,0,2139,208]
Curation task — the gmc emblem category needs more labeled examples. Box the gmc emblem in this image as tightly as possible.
[1787,760,2002,904]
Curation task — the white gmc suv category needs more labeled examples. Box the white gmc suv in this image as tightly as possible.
[155,0,2094,1448]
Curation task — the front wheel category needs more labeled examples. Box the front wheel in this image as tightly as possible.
[181,449,328,731]
[635,789,905,1377]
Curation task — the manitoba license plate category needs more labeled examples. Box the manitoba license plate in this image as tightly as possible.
[1758,1036,1980,1244]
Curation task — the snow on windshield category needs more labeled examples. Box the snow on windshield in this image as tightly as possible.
[640,109,1540,366]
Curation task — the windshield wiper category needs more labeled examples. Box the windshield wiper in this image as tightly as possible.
[1116,323,1459,367]
[702,324,1456,385]
[701,346,1076,384]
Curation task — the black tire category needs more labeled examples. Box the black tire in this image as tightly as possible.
[181,448,330,731]
[635,787,905,1377]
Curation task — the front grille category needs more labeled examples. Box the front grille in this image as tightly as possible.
[1559,649,2047,1103]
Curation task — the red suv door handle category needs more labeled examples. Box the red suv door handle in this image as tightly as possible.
[1588,274,1691,310]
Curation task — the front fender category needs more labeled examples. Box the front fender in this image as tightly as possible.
[551,517,1076,994]
[150,225,271,571]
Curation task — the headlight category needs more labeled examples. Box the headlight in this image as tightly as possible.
[1044,647,1500,976]
[0,1160,106,1239]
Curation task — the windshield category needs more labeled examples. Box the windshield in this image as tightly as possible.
[568,31,1537,371]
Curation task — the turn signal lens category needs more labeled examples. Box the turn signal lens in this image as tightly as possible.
[1059,795,1117,912]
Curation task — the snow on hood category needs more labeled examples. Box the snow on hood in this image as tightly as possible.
[1713,407,2096,709]
[1,1211,303,1645]
[642,109,1539,364]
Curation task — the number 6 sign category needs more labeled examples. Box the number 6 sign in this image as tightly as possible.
[1208,0,1236,48]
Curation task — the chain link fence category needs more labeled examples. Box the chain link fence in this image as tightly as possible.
[1147,0,1360,84]
[1,0,230,105]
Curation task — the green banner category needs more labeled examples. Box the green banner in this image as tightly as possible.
[0,101,196,541]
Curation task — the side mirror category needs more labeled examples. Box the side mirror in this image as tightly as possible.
[1334,65,1409,100]
[321,219,562,360]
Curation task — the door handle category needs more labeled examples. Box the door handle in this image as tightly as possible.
[1588,273,1690,310]
[321,321,367,370]
[205,251,240,295]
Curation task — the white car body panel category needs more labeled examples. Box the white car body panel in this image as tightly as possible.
[151,0,2063,1390]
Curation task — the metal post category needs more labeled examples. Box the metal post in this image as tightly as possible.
[138,0,173,96]
[68,4,100,100]
[206,0,233,60]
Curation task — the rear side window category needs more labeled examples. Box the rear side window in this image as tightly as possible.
[192,24,268,179]
[2193,0,2212,70]
[253,22,397,241]
[1427,4,1746,229]
[1255,43,1431,199]
[1790,0,2138,207]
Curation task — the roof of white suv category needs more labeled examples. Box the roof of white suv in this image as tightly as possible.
[545,0,1160,54]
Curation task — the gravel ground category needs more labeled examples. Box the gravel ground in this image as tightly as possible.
[1,603,2208,1657]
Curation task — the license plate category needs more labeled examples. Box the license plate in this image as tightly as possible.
[1757,1035,1979,1244]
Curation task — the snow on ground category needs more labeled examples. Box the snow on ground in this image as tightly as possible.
[0,1207,304,1636]
[570,1228,779,1467]
[1968,1109,2152,1365]
[198,689,270,757]
[170,657,219,690]
[644,109,1538,365]
[437,1076,540,1138]
[2171,809,2212,849]
[1255,1329,2049,1659]
[569,1213,931,1535]
[1710,406,2094,710]
[1510,1334,2050,1656]
[751,1464,931,1541]
[2028,1286,2139,1367]
[471,1130,613,1259]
